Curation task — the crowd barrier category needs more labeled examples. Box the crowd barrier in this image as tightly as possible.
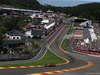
[74,48,100,55]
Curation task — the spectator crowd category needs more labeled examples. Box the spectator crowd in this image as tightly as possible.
[70,27,100,53]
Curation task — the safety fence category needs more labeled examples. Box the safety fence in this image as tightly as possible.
[74,48,100,55]
[0,48,41,61]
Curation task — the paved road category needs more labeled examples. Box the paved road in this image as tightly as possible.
[0,23,64,65]
[0,23,67,75]
[0,41,47,65]
[49,24,100,75]
[0,22,100,75]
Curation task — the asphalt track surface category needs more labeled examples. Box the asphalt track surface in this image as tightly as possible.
[0,23,100,75]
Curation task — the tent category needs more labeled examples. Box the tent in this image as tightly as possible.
[84,38,89,43]
[20,54,25,56]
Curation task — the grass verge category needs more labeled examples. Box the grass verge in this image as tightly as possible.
[61,39,70,48]
[97,39,100,43]
[61,39,66,48]
[67,29,74,35]
[0,51,66,67]
[66,39,70,47]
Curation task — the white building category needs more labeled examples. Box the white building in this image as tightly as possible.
[5,29,22,40]
[80,20,92,27]
[25,29,33,38]
[41,19,49,24]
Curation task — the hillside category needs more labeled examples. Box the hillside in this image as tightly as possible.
[42,3,100,21]
[70,3,100,21]
[0,0,100,21]
[0,0,42,10]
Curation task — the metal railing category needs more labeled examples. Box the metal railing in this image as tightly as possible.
[0,47,41,61]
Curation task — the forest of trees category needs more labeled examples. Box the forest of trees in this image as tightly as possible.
[0,0,41,9]
[70,3,100,21]
[0,0,100,21]
[42,3,100,21]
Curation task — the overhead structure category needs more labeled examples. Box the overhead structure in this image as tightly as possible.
[44,22,55,29]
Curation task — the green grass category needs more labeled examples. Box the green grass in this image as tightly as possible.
[73,24,84,27]
[61,39,66,48]
[62,39,70,47]
[67,29,74,35]
[0,51,66,67]
[66,39,70,47]
[61,38,84,54]
[61,39,70,49]
[97,39,100,43]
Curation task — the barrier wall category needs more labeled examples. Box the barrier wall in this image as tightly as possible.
[74,48,100,55]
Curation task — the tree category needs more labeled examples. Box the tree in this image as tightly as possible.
[3,16,30,31]
[0,32,4,51]
[34,43,39,49]
[32,39,35,45]
[0,0,40,10]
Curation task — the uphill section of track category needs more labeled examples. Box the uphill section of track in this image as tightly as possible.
[49,24,100,75]
[49,24,89,70]
[52,25,100,75]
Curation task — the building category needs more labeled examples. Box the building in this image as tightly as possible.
[46,10,54,14]
[73,18,92,27]
[25,29,33,38]
[4,29,26,49]
[5,29,22,40]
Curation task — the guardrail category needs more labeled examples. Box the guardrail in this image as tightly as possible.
[0,47,41,61]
